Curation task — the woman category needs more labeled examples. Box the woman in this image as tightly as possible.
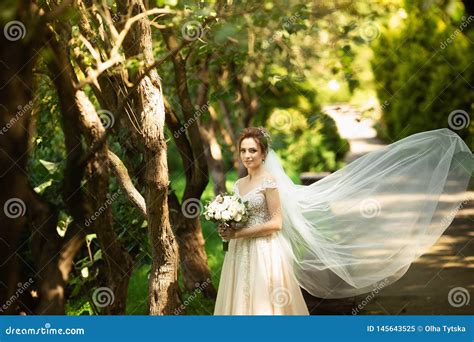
[214,126,472,315]
[214,127,309,315]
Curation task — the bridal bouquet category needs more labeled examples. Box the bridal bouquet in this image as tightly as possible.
[203,193,248,251]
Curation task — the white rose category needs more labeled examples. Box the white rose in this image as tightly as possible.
[221,210,231,221]
[229,208,237,217]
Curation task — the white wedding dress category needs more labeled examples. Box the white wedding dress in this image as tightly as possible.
[214,128,472,314]
[213,177,310,315]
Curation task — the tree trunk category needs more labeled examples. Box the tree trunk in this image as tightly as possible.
[197,58,227,196]
[161,28,216,298]
[0,2,44,314]
[164,101,217,298]
[47,31,133,314]
[27,186,65,314]
[161,29,218,297]
[117,0,180,314]
[217,99,239,172]
[200,123,227,195]
[76,92,134,315]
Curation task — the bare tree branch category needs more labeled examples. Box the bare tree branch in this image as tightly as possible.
[107,149,147,216]
[74,7,173,89]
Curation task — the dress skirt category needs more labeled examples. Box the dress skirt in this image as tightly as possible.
[214,231,310,315]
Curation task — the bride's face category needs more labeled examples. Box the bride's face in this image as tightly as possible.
[240,137,264,169]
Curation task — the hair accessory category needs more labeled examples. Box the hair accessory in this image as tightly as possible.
[257,126,272,151]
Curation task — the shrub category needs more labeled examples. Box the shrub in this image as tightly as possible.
[372,4,473,147]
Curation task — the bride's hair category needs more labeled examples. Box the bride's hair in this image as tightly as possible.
[237,127,272,158]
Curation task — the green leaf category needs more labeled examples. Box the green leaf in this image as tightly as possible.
[39,159,60,174]
[34,179,53,194]
[86,234,97,244]
[93,249,103,262]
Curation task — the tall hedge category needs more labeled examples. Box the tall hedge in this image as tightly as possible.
[372,4,473,148]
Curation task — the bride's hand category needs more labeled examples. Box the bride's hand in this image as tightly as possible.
[218,224,236,240]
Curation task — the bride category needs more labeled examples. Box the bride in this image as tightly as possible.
[213,126,473,315]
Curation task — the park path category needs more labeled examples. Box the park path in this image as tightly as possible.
[311,104,474,315]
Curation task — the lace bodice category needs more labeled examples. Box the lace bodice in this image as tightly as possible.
[234,177,278,228]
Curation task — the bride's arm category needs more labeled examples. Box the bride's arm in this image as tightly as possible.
[234,187,282,239]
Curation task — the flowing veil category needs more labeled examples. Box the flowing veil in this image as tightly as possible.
[264,128,473,298]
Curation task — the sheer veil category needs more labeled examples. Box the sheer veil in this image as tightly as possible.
[264,128,473,298]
